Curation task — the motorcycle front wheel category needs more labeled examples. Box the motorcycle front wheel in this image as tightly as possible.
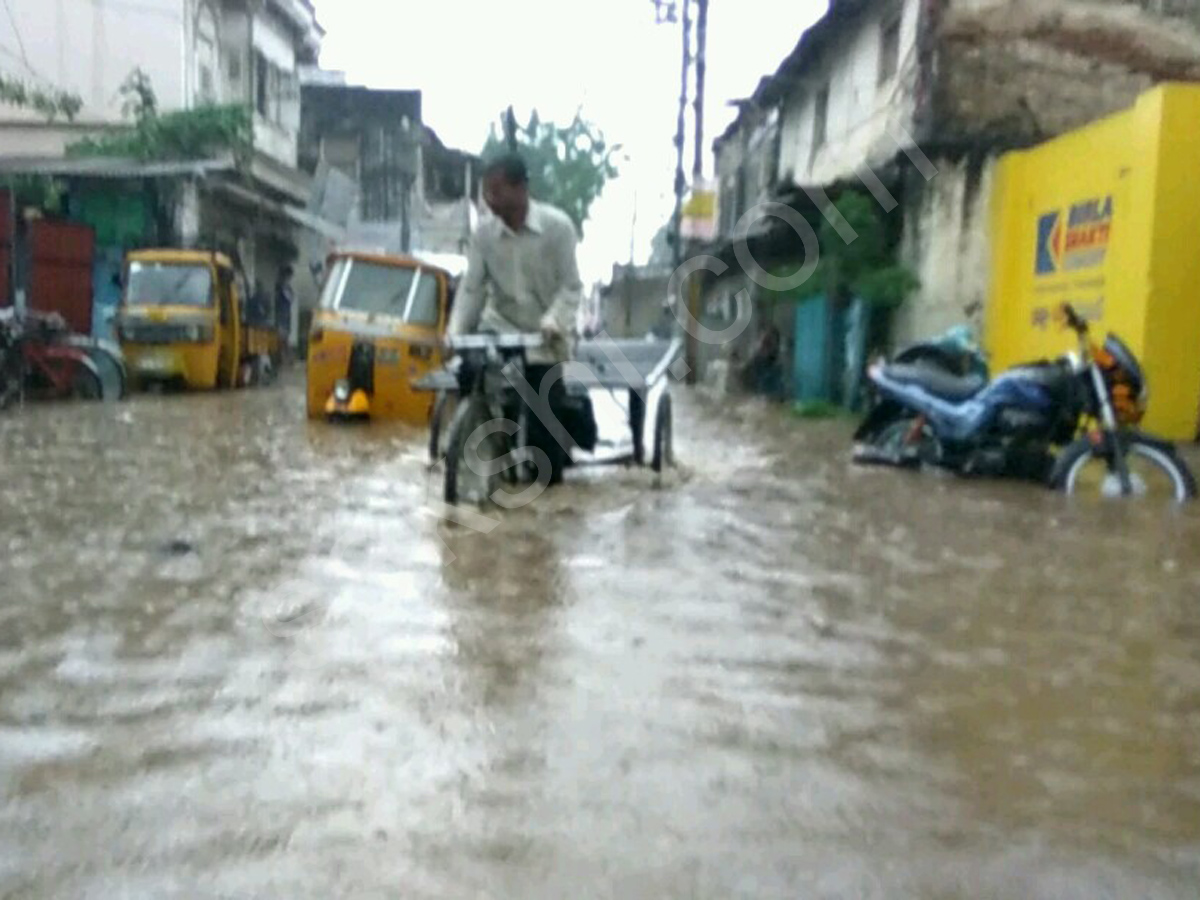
[1052,435,1198,502]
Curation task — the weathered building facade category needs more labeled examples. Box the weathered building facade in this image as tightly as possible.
[298,77,479,259]
[1,0,321,166]
[709,0,1200,386]
[1,0,331,341]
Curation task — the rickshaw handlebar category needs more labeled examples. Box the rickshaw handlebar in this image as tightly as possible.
[447,333,545,351]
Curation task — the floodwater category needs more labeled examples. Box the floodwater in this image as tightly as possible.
[1,376,1199,899]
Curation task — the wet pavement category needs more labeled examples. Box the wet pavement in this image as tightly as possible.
[1,377,1199,899]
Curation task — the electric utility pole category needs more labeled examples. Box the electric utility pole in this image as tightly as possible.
[693,0,708,182]
[653,0,692,267]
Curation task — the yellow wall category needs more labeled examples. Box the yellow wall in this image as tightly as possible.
[986,84,1200,440]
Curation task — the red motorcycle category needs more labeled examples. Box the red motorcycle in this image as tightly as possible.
[0,310,106,408]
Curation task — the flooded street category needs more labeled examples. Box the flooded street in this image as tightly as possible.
[2,377,1199,899]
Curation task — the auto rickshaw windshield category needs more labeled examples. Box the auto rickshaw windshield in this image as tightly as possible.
[125,262,214,307]
[320,259,439,325]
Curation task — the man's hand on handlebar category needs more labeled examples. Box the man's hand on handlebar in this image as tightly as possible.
[539,317,563,344]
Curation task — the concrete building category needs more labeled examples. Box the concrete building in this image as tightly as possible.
[1,0,321,163]
[599,263,674,340]
[708,0,1200,382]
[299,77,479,259]
[0,0,332,341]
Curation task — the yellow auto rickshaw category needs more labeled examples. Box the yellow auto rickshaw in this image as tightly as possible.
[306,251,453,423]
[117,249,280,390]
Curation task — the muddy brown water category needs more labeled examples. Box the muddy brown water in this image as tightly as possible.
[1,378,1199,899]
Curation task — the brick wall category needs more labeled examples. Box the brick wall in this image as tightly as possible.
[936,0,1200,145]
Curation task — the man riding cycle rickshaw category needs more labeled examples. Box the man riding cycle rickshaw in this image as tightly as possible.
[445,153,597,488]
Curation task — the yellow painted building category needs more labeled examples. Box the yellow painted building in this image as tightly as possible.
[986,84,1200,440]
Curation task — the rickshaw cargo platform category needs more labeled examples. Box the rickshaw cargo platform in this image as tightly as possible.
[417,335,683,504]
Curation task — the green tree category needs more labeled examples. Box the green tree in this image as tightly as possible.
[792,189,919,405]
[482,108,619,236]
[68,69,251,161]
[796,190,919,310]
[0,72,82,120]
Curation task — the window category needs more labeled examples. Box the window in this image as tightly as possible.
[734,168,746,225]
[254,53,296,126]
[268,65,282,122]
[878,17,901,87]
[125,263,213,308]
[719,176,736,235]
[199,65,215,103]
[320,259,441,325]
[256,52,269,117]
[813,84,830,150]
[195,3,219,104]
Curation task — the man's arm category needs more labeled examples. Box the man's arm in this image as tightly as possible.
[542,220,583,336]
[447,232,487,336]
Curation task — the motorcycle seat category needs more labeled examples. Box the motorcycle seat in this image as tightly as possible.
[882,363,986,401]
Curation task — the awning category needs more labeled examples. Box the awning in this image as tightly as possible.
[206,178,345,242]
[0,155,236,179]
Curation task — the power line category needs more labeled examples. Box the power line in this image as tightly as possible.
[99,0,182,21]
[2,0,30,70]
[0,41,57,87]
[67,0,182,21]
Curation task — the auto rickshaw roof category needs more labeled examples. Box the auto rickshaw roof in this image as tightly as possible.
[127,249,235,269]
[327,250,454,280]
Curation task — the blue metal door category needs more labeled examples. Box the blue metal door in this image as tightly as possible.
[793,294,830,402]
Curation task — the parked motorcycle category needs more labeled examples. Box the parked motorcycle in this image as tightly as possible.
[853,303,1197,501]
[891,324,988,379]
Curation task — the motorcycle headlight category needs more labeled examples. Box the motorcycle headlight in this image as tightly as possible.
[333,380,351,402]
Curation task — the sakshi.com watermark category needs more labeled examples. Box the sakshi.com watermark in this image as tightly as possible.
[247,127,942,633]
[430,126,939,538]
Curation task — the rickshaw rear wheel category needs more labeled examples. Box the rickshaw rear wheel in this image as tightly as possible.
[652,392,674,473]
[629,389,647,466]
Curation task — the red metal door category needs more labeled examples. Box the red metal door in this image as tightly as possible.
[30,220,95,335]
[0,190,12,308]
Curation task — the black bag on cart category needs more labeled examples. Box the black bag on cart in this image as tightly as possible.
[557,386,598,453]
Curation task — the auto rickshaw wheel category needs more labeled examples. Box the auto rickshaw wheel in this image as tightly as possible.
[253,354,276,386]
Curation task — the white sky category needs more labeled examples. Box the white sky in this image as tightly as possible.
[317,0,824,285]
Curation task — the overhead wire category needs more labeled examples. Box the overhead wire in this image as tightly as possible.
[80,0,182,21]
[1,0,31,70]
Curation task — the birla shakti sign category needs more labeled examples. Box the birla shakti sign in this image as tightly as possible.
[1035,195,1114,276]
[1028,195,1114,330]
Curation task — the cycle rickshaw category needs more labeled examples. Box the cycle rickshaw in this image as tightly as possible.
[417,333,683,504]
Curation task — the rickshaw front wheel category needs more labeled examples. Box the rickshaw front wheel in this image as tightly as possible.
[444,395,504,505]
